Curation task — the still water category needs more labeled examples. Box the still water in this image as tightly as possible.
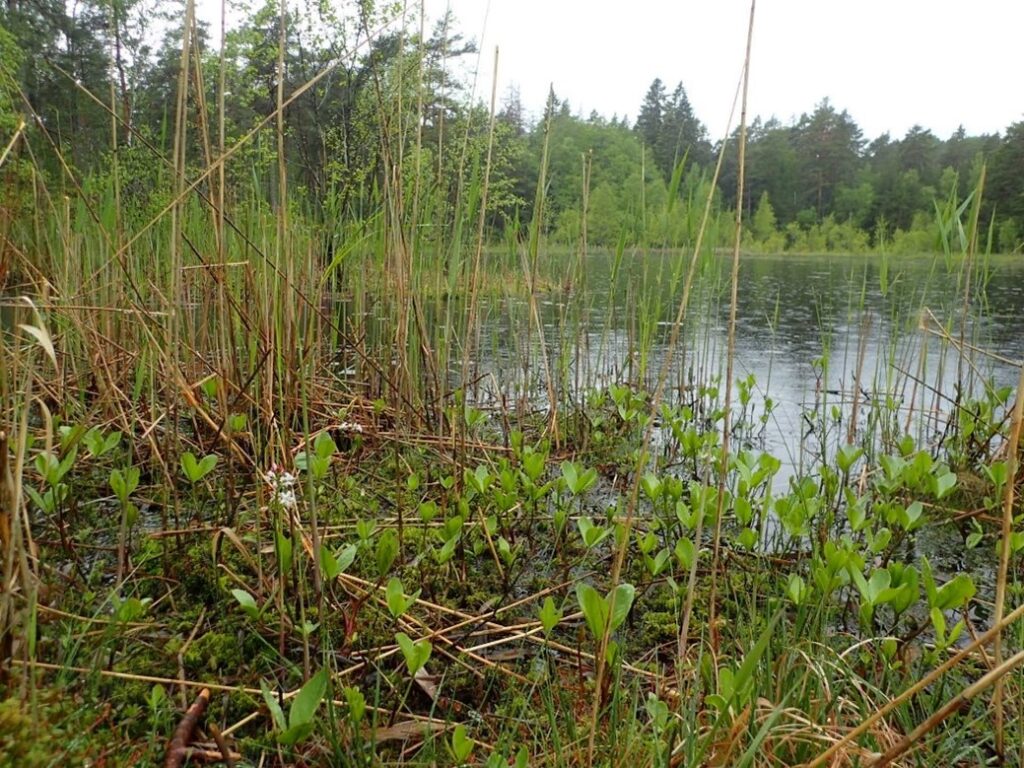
[474,251,1024,473]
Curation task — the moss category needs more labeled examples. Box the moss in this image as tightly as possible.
[0,697,47,768]
[635,610,679,650]
[185,631,246,673]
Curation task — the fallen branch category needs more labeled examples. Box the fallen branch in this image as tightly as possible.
[165,687,211,768]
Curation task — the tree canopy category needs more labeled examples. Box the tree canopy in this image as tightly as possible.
[1,2,1021,252]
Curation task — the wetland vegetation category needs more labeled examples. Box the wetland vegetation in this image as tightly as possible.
[1,1,1024,766]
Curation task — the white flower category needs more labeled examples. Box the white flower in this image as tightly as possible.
[279,472,296,489]
[339,421,364,433]
[277,489,297,509]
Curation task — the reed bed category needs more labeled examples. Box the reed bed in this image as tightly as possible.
[1,1,1023,766]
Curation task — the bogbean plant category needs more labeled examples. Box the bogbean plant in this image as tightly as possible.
[18,369,1016,764]
[25,423,149,583]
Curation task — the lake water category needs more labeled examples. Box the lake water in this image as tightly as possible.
[470,250,1024,475]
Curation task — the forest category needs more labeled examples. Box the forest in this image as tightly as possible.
[2,2,1024,767]
[2,0,1023,254]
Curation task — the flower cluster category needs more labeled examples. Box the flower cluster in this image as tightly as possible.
[265,465,297,509]
[338,421,364,434]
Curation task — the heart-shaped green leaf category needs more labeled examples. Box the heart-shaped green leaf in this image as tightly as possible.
[181,451,218,483]
[538,596,562,634]
[395,632,431,675]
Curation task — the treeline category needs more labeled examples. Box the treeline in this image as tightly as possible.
[1,0,1022,253]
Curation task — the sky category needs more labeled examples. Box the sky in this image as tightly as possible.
[415,0,1024,142]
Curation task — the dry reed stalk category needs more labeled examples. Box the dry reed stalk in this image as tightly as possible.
[873,649,1024,767]
[992,363,1024,756]
[458,45,500,428]
[848,312,871,445]
[0,119,25,167]
[921,307,1021,366]
[803,598,1024,767]
[707,0,756,658]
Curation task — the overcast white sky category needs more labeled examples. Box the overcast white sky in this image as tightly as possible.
[417,0,1023,141]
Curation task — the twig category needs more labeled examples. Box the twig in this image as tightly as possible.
[208,722,236,768]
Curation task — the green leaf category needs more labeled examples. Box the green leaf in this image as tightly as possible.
[606,583,635,632]
[110,466,140,503]
[575,583,607,640]
[319,543,357,581]
[320,545,340,581]
[289,668,328,731]
[736,527,758,550]
[418,500,438,522]
[730,610,783,710]
[231,589,260,620]
[314,431,337,460]
[933,471,957,500]
[577,517,609,548]
[335,544,357,573]
[278,722,314,746]
[55,445,77,482]
[260,679,287,733]
[984,461,1008,489]
[24,486,50,514]
[675,537,696,570]
[921,557,938,606]
[934,573,976,610]
[450,723,474,762]
[836,444,863,474]
[376,529,399,578]
[343,686,366,723]
[395,632,431,675]
[641,472,662,500]
[901,501,924,530]
[435,535,459,564]
[276,532,293,574]
[386,577,418,618]
[538,596,562,634]
[181,451,218,483]
[645,548,671,576]
[786,574,807,605]
[929,606,947,643]
[35,452,58,484]
[865,569,892,605]
[560,461,578,494]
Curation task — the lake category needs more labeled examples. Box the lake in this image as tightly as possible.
[466,251,1024,469]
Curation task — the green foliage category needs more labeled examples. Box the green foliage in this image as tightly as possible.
[395,632,432,675]
[261,669,328,746]
[180,452,218,484]
[575,582,636,641]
